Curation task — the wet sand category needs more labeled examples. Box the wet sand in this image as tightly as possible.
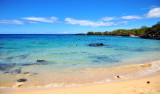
[0,60,160,88]
[1,72,160,94]
[0,60,160,94]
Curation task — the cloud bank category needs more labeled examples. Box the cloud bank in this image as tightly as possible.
[101,7,160,21]
[145,7,160,18]
[101,15,142,21]
[0,20,24,25]
[101,17,116,21]
[121,15,142,19]
[65,18,117,27]
[22,16,58,23]
[0,7,160,27]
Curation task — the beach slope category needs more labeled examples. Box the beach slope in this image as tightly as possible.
[1,73,160,94]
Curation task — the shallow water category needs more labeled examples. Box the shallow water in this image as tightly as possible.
[0,34,160,88]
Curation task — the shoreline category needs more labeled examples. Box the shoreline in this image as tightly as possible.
[0,60,160,94]
[1,72,160,94]
[0,60,160,88]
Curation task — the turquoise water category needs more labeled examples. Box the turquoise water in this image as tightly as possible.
[0,34,160,87]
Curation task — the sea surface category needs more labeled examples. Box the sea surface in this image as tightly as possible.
[0,34,160,88]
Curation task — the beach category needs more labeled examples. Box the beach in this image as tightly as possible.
[1,71,160,94]
[1,0,160,93]
[1,60,160,94]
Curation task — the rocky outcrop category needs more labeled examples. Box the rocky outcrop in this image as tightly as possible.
[140,31,160,40]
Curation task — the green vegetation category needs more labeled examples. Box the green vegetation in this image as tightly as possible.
[87,31,95,35]
[86,26,151,36]
[84,21,160,40]
[140,22,160,39]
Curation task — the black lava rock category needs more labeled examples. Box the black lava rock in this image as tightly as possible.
[17,78,27,82]
[23,72,30,74]
[89,43,104,47]
[147,81,150,84]
[117,75,120,78]
[37,60,46,62]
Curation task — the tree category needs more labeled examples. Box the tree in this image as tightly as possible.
[156,21,160,25]
[95,32,102,35]
[103,31,109,35]
[87,31,95,35]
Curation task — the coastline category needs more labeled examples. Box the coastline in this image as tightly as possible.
[75,22,160,40]
[1,72,160,94]
[0,60,160,94]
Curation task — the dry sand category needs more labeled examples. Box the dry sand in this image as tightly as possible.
[1,72,160,94]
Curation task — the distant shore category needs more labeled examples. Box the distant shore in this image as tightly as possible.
[74,33,159,40]
[74,22,160,40]
[74,33,139,37]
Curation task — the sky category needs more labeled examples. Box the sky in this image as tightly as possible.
[0,0,160,34]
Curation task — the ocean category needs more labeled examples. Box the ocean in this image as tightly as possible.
[0,34,160,88]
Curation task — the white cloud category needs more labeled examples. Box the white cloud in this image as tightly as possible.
[22,16,58,23]
[145,7,160,18]
[102,15,142,21]
[101,17,116,21]
[65,18,116,27]
[149,5,158,9]
[121,15,142,19]
[0,20,24,25]
[118,21,128,25]
[28,21,38,24]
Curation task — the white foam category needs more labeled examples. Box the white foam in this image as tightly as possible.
[43,83,64,88]
[12,82,24,88]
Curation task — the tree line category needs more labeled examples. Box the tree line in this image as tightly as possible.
[76,21,160,40]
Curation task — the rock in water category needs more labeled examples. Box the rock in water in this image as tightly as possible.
[11,68,21,74]
[17,78,27,82]
[0,63,15,71]
[89,43,104,47]
[22,61,47,66]
[37,60,46,62]
[99,43,103,46]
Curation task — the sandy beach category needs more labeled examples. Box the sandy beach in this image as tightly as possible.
[1,71,160,94]
[1,0,160,94]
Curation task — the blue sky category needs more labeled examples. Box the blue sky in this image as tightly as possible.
[0,0,160,34]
